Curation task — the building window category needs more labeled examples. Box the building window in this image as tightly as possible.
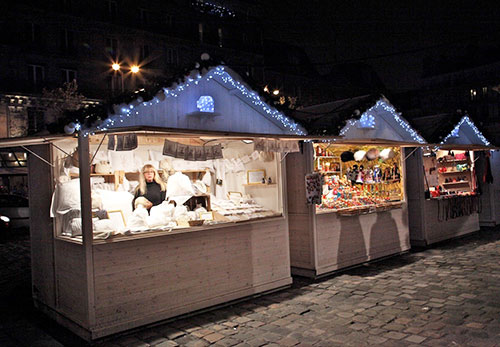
[164,14,173,27]
[29,23,42,44]
[0,152,27,168]
[105,37,118,56]
[140,45,150,61]
[106,0,117,20]
[108,74,124,94]
[61,69,77,83]
[198,23,203,43]
[28,64,44,87]
[61,29,75,53]
[166,48,178,65]
[218,27,223,47]
[482,86,488,97]
[61,0,72,13]
[140,8,151,24]
[27,107,45,135]
[470,88,477,101]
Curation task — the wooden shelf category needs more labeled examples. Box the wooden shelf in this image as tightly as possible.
[181,169,209,173]
[315,156,339,159]
[442,181,469,185]
[320,171,341,174]
[438,159,468,164]
[70,172,116,177]
[439,170,470,174]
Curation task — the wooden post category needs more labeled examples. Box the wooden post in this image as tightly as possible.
[78,134,95,326]
[305,142,318,270]
[28,144,56,308]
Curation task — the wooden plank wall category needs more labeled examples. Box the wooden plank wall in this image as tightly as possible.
[285,145,315,271]
[54,239,88,327]
[91,218,291,338]
[423,199,479,245]
[28,144,56,309]
[315,207,410,276]
[404,148,426,245]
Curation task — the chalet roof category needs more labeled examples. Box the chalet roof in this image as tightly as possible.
[88,64,306,136]
[410,112,491,147]
[292,94,381,135]
[292,94,425,144]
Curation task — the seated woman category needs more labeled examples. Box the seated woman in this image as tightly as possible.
[132,164,167,210]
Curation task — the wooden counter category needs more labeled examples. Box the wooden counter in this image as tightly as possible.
[37,217,292,340]
[409,198,479,247]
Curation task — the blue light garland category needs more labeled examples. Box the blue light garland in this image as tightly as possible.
[92,65,305,136]
[359,113,375,128]
[196,95,215,112]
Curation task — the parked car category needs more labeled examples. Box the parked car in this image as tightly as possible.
[0,213,10,232]
[0,194,29,229]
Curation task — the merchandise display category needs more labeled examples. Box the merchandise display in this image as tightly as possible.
[51,136,282,240]
[423,150,477,199]
[313,144,404,213]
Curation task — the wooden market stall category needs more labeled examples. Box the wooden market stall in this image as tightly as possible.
[406,113,494,246]
[476,149,500,227]
[3,65,311,341]
[286,95,426,278]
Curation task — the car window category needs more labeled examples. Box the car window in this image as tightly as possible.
[0,196,9,207]
[0,195,28,207]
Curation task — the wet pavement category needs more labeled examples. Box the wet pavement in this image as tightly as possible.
[1,227,500,346]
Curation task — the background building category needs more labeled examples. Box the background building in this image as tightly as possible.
[0,0,339,139]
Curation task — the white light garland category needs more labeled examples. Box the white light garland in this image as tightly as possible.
[440,115,490,146]
[359,113,375,128]
[93,65,305,135]
[340,99,425,143]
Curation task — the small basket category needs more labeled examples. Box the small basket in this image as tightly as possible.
[188,220,205,227]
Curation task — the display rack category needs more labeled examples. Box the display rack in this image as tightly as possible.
[436,157,472,192]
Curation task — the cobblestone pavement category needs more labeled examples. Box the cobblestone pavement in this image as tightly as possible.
[1,228,500,346]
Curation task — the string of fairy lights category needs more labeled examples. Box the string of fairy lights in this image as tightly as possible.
[82,66,306,136]
[339,99,426,144]
[440,115,491,146]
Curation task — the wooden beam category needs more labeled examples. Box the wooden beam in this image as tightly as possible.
[78,134,96,326]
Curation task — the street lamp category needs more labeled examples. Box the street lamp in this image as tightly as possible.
[112,63,121,71]
[131,65,140,73]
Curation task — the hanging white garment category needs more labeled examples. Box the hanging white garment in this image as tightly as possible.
[213,159,227,198]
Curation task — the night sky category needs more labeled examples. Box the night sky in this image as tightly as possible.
[259,1,500,90]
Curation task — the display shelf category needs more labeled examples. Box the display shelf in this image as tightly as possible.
[243,183,277,187]
[319,171,341,174]
[442,181,469,185]
[181,169,210,173]
[440,170,470,174]
[70,173,115,177]
[315,156,339,159]
[438,159,468,164]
